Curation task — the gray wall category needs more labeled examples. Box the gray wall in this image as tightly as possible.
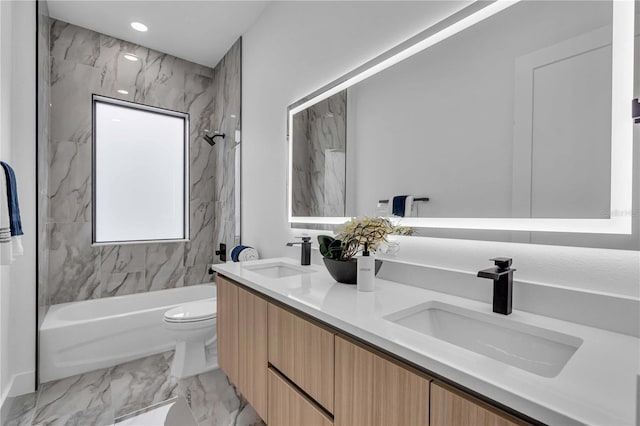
[41,20,240,305]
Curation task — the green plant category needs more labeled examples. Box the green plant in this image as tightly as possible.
[317,217,413,261]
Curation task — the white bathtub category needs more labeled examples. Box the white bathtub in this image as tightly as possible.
[40,284,216,383]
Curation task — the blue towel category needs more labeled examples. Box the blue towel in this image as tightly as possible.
[392,195,408,217]
[231,245,249,262]
[0,162,23,236]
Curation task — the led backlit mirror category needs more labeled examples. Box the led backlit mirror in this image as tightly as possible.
[288,0,636,242]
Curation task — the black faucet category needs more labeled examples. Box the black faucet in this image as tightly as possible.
[477,258,516,315]
[286,237,311,266]
[215,243,226,262]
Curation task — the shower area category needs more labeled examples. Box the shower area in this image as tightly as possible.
[36,2,241,382]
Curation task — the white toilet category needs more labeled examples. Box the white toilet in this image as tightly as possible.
[163,297,217,379]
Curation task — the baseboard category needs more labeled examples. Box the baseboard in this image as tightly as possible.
[7,370,35,397]
[0,369,36,422]
[0,370,36,421]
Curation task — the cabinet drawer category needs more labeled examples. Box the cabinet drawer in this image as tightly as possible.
[268,368,333,426]
[268,303,335,412]
[430,382,528,426]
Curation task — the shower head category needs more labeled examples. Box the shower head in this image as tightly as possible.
[203,132,225,146]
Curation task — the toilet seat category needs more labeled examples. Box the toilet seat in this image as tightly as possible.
[164,298,217,323]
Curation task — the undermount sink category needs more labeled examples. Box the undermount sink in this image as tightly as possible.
[385,301,582,377]
[243,262,315,279]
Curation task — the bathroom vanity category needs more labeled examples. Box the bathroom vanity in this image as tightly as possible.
[213,258,638,426]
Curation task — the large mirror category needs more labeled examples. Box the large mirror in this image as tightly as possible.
[288,0,637,245]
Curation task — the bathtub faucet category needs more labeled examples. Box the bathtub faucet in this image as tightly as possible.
[215,243,226,262]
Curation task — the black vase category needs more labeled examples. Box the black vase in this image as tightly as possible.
[323,257,383,285]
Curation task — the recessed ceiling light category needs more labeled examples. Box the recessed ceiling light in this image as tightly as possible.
[123,53,138,62]
[130,21,148,32]
[117,89,129,95]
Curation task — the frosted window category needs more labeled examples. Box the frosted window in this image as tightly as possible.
[93,96,189,243]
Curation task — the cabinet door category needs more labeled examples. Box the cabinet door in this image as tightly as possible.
[268,368,333,426]
[238,287,268,421]
[430,382,527,426]
[216,275,239,385]
[334,335,376,426]
[335,336,430,426]
[268,303,335,413]
[375,350,431,426]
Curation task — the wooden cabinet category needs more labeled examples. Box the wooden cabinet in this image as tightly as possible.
[335,335,431,426]
[238,286,268,420]
[268,368,333,426]
[216,275,268,422]
[218,273,534,426]
[430,382,527,426]
[216,275,239,385]
[268,303,335,413]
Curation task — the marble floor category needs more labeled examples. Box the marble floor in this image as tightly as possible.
[3,352,265,426]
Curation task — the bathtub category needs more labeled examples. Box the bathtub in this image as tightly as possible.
[40,284,216,383]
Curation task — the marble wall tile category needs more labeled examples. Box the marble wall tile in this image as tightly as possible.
[101,245,145,273]
[94,35,146,73]
[213,198,237,261]
[47,222,100,304]
[100,271,145,297]
[50,59,100,145]
[50,21,100,67]
[185,201,214,267]
[44,21,241,302]
[212,38,242,258]
[33,368,113,426]
[110,352,178,418]
[145,243,185,291]
[188,83,215,206]
[324,150,346,216]
[184,265,214,287]
[48,140,91,223]
[291,90,347,218]
[308,92,347,216]
[292,110,312,216]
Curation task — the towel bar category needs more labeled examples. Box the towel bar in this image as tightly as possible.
[378,197,429,204]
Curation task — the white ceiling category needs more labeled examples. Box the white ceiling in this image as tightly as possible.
[47,1,271,68]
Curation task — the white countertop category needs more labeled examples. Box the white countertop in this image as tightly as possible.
[213,258,639,426]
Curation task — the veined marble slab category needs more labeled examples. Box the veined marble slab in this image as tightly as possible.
[42,20,240,305]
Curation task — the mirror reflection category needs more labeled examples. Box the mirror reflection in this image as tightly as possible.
[291,1,620,221]
[291,91,347,217]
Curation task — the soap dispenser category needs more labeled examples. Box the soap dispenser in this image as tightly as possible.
[357,243,375,292]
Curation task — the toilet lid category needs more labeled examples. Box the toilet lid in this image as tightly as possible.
[164,298,217,322]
